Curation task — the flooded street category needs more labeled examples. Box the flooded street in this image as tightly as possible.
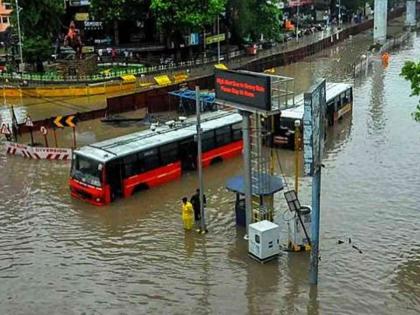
[1,28,420,315]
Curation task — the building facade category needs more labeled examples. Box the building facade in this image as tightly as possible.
[0,0,12,33]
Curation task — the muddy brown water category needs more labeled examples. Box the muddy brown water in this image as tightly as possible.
[0,29,419,314]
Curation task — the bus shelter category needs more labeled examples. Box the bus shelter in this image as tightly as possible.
[169,88,217,115]
[226,174,284,226]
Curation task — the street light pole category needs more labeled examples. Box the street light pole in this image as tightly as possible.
[296,0,300,42]
[217,15,221,64]
[15,0,24,72]
[338,0,342,26]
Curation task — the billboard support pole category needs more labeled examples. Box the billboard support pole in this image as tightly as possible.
[242,111,252,239]
[309,168,321,285]
[196,86,206,233]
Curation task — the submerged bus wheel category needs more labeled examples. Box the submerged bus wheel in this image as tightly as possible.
[211,157,223,165]
[133,183,149,194]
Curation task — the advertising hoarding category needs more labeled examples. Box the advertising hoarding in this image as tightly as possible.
[215,70,272,112]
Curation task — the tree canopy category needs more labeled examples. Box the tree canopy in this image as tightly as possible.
[401,61,420,121]
[10,0,65,62]
[151,0,226,34]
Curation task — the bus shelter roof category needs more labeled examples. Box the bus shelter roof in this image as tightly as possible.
[226,174,284,196]
[168,89,215,105]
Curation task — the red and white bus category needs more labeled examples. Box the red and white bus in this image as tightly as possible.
[69,111,243,206]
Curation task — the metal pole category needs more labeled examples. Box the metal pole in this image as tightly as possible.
[217,16,221,64]
[15,0,24,72]
[196,86,206,233]
[72,127,76,148]
[339,0,342,26]
[29,127,34,146]
[296,1,300,42]
[242,111,252,238]
[309,168,321,285]
[294,120,301,194]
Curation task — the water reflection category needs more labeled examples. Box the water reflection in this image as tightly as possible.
[369,63,387,134]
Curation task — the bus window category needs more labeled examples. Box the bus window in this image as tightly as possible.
[216,126,231,146]
[143,148,160,171]
[232,123,242,141]
[335,96,340,111]
[202,131,216,152]
[160,142,178,165]
[345,88,352,102]
[71,155,102,187]
[124,154,139,178]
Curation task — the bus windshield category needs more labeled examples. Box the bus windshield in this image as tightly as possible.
[71,155,102,187]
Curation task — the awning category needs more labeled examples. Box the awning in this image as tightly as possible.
[226,174,284,196]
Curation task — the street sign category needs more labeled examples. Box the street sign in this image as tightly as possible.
[53,115,77,128]
[40,126,48,135]
[25,116,33,127]
[75,13,89,21]
[205,33,226,45]
[1,123,11,135]
[303,79,326,176]
[215,70,272,112]
[190,33,199,45]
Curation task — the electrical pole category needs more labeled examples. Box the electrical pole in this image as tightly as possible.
[338,0,342,26]
[15,0,24,72]
[217,15,221,64]
[296,0,300,42]
[196,86,206,233]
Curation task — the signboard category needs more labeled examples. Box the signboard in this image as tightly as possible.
[75,13,89,21]
[215,70,272,112]
[190,33,199,45]
[69,0,91,6]
[81,46,95,54]
[303,79,326,176]
[53,115,77,128]
[84,21,103,30]
[24,116,33,127]
[205,33,226,45]
[1,123,11,135]
[5,142,72,160]
[288,0,313,7]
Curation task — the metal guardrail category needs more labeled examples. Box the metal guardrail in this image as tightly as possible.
[0,50,245,84]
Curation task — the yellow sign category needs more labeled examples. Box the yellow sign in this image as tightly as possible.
[54,116,64,128]
[121,74,136,82]
[75,13,89,21]
[214,63,228,70]
[65,116,76,128]
[154,75,172,86]
[81,46,94,54]
[205,33,225,45]
[173,73,189,82]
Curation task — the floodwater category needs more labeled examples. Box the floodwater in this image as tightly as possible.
[1,29,420,315]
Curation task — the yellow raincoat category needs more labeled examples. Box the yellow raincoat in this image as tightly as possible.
[182,201,194,230]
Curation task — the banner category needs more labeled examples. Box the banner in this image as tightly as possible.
[5,142,72,160]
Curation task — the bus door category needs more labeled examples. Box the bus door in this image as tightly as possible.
[106,160,123,200]
[327,100,335,126]
[179,137,197,170]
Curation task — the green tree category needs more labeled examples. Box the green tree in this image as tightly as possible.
[90,0,149,45]
[401,61,420,121]
[227,0,282,43]
[10,0,65,62]
[151,0,225,46]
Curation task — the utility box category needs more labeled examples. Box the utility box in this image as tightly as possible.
[289,206,312,250]
[248,220,280,262]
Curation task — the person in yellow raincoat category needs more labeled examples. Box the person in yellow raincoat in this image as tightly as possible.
[181,197,194,230]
